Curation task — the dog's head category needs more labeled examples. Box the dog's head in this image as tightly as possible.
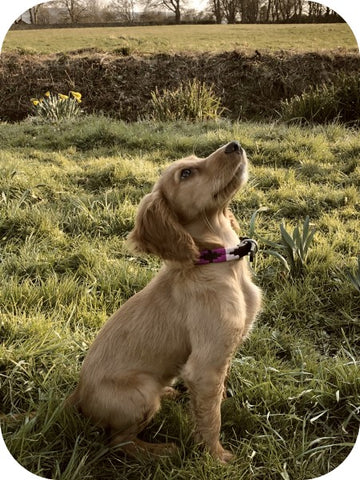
[128,142,248,263]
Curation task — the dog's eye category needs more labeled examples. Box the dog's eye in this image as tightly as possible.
[180,168,192,179]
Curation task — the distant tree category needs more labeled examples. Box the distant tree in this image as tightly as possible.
[82,0,106,22]
[294,0,303,17]
[259,0,305,23]
[138,8,170,23]
[142,0,188,24]
[259,0,273,22]
[239,0,261,23]
[204,0,340,24]
[106,0,136,23]
[278,0,296,21]
[28,5,42,24]
[208,0,224,23]
[37,4,52,24]
[308,0,330,19]
[27,3,55,24]
[221,0,239,24]
[55,0,87,23]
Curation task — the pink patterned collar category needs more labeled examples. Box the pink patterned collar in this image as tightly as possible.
[196,237,258,265]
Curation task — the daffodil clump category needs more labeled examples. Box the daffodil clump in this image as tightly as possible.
[30,91,82,123]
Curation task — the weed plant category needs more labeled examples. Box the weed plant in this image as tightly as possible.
[251,212,317,277]
[0,117,359,480]
[281,74,360,125]
[149,79,225,122]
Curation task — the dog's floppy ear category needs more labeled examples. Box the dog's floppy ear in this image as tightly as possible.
[128,190,199,263]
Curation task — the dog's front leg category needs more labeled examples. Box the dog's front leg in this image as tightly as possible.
[181,357,233,463]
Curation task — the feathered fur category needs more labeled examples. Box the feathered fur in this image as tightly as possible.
[67,142,262,463]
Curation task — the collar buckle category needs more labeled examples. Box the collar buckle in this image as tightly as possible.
[239,237,258,262]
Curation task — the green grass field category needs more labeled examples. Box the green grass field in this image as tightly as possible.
[0,117,359,479]
[3,23,358,55]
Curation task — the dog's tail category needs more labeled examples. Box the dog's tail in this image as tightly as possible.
[65,386,81,412]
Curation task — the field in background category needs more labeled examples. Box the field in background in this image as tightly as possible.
[3,23,358,55]
[1,117,359,479]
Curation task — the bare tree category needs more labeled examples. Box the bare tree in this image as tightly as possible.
[142,0,188,24]
[208,0,223,24]
[239,0,261,23]
[28,5,42,24]
[294,0,303,17]
[83,0,106,22]
[221,0,239,24]
[55,0,87,23]
[308,0,325,18]
[260,0,305,22]
[107,0,136,23]
[278,0,295,21]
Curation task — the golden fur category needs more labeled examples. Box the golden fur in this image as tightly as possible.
[67,142,262,463]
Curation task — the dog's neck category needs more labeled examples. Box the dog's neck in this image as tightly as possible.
[186,211,238,247]
[196,238,258,265]
[183,212,258,266]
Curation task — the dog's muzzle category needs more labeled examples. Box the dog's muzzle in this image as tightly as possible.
[225,141,241,154]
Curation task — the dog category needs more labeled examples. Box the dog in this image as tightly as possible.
[67,141,262,463]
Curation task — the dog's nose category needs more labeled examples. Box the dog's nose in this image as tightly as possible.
[225,141,241,154]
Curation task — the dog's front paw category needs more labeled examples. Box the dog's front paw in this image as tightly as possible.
[218,448,235,463]
[212,445,235,464]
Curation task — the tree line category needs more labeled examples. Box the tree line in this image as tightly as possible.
[22,1,343,26]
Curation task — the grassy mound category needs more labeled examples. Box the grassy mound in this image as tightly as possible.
[1,51,360,123]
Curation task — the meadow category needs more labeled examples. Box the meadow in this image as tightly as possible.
[0,116,359,479]
[3,23,358,55]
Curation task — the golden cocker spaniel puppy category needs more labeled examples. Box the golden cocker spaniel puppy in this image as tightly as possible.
[68,141,262,463]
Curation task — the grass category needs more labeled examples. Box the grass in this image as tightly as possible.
[3,23,358,55]
[0,116,359,479]
[281,73,360,125]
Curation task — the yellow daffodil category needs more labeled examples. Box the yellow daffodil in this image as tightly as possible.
[70,91,82,103]
[44,91,50,97]
[58,93,69,100]
[31,99,39,106]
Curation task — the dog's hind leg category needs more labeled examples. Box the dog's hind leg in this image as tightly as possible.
[109,408,178,458]
[111,433,178,459]
[104,373,178,458]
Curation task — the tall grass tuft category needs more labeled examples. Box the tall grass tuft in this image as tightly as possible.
[281,83,337,124]
[281,74,360,125]
[149,79,225,122]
